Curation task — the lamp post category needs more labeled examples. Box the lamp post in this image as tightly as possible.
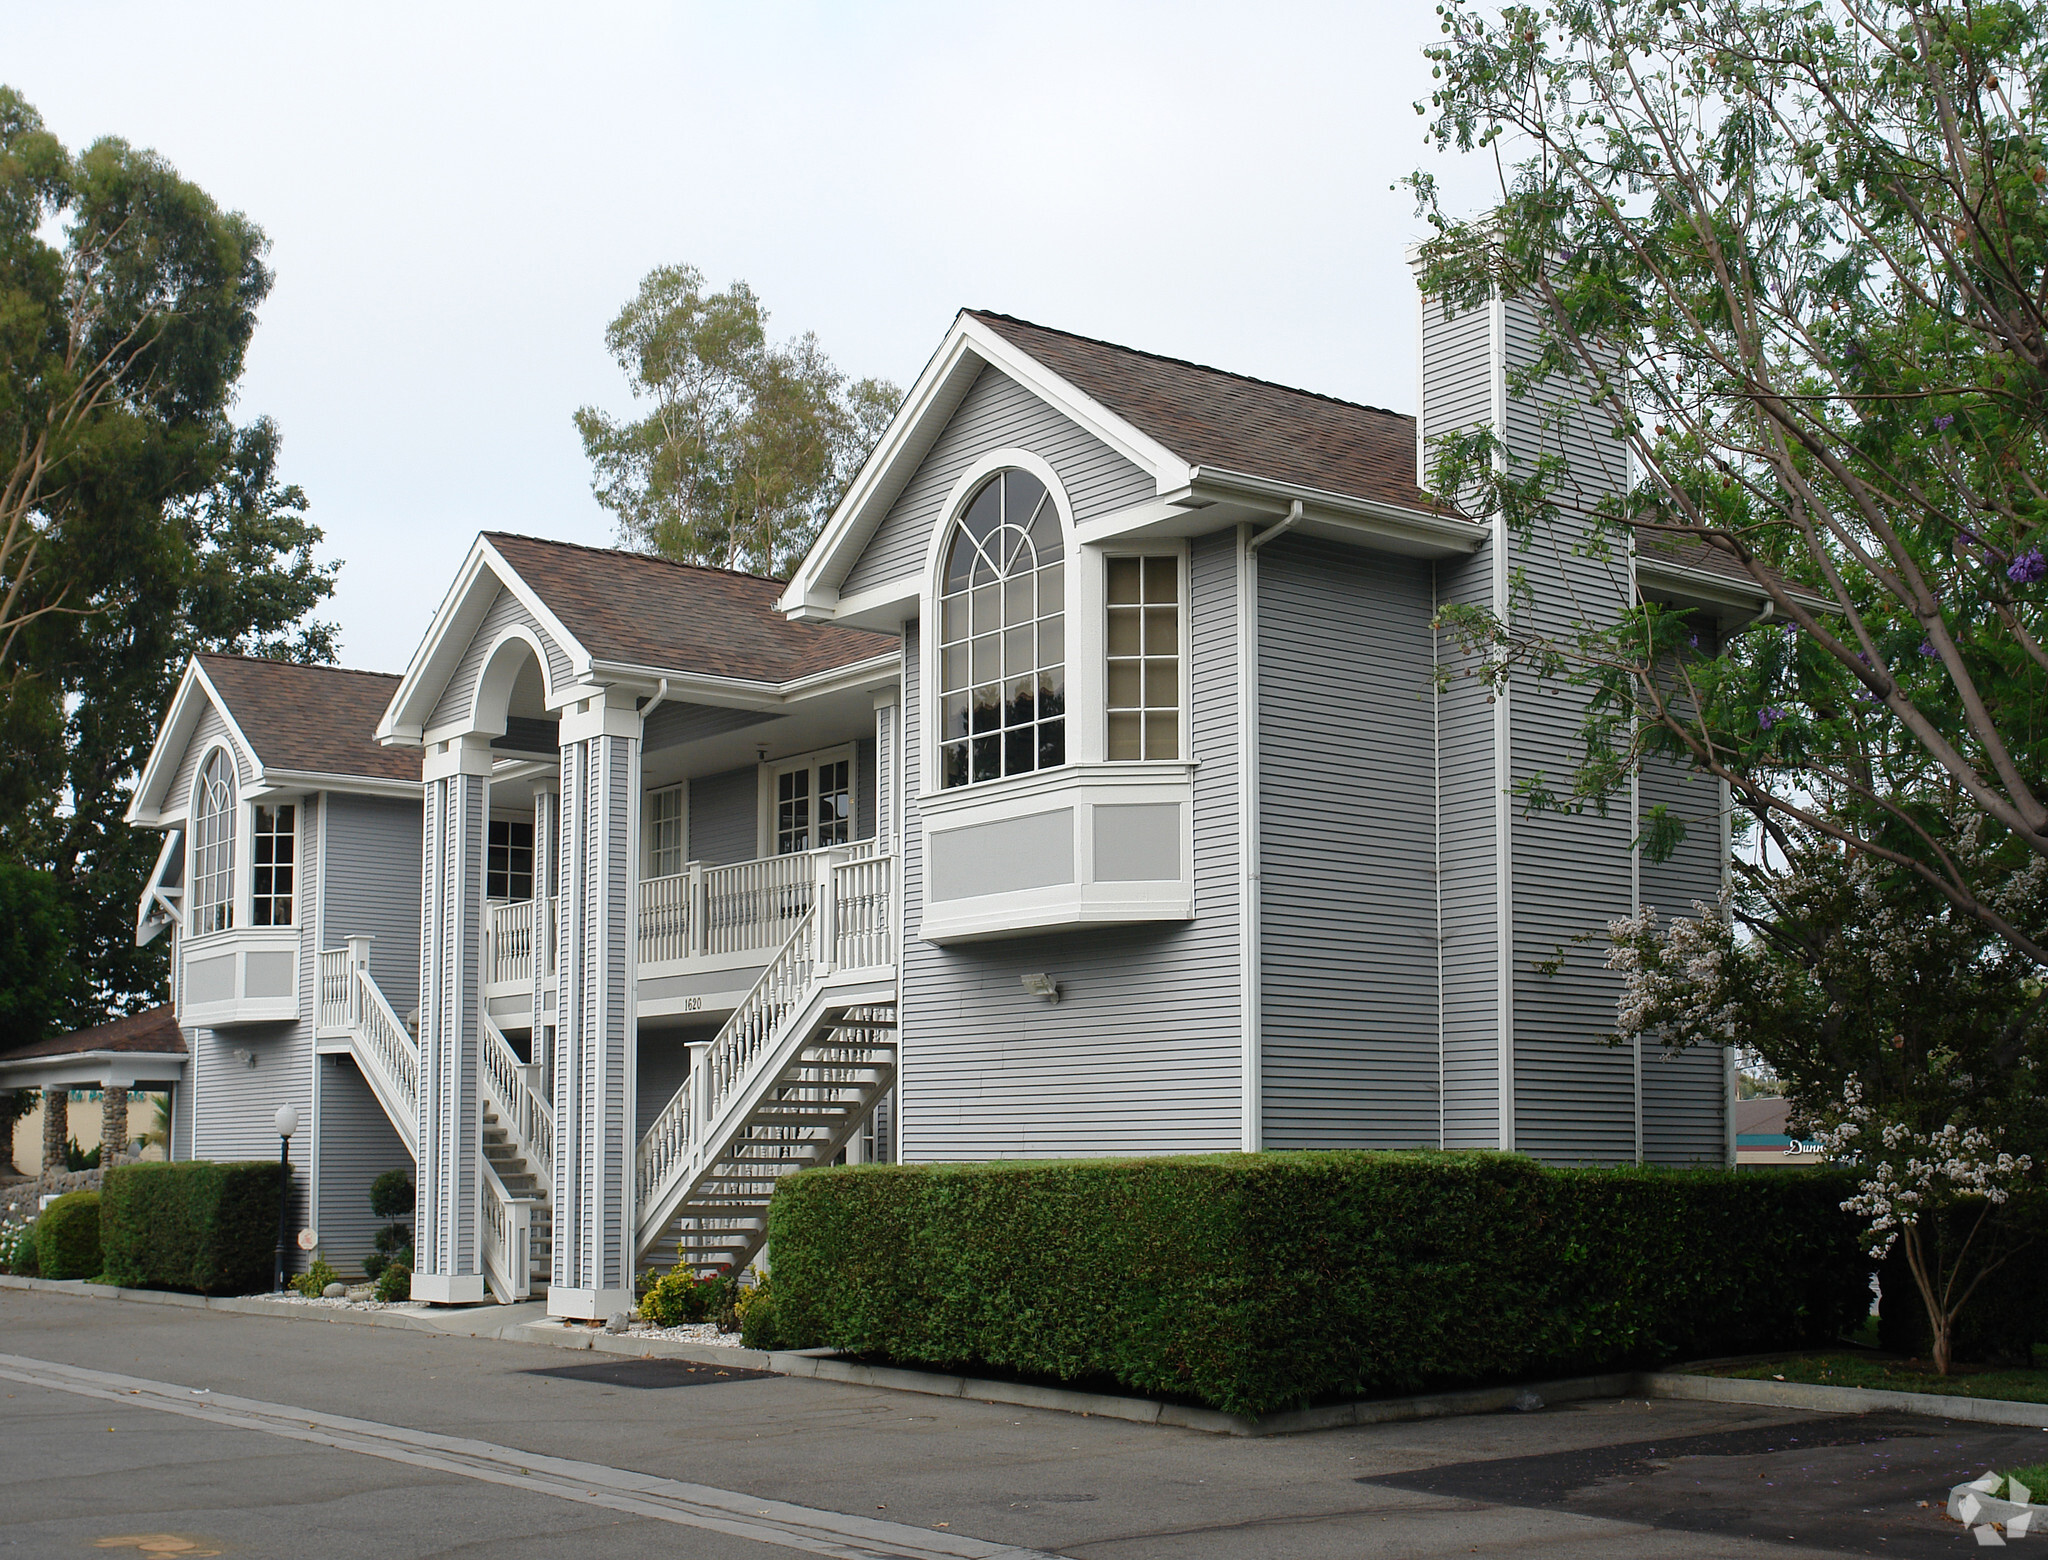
[273,1103,299,1293]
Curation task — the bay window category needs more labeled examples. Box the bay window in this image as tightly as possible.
[190,749,236,936]
[1105,555,1181,760]
[250,802,296,926]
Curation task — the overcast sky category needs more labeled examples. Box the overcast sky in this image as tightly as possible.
[13,2,1499,672]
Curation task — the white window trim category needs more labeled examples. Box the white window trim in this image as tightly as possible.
[187,743,239,940]
[485,811,538,903]
[757,744,858,858]
[1099,542,1192,764]
[918,448,1092,797]
[248,794,301,930]
[645,781,689,878]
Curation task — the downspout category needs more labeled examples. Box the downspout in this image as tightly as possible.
[1237,502,1303,1155]
[639,677,670,721]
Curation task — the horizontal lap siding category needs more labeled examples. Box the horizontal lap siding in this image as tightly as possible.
[900,532,1242,1160]
[322,793,424,1025]
[1502,298,1637,1164]
[1639,752,1729,1164]
[688,768,757,865]
[1423,293,1505,1149]
[636,1023,715,1142]
[1258,536,1439,1148]
[840,366,1155,599]
[429,586,572,733]
[856,737,877,841]
[642,701,780,755]
[167,702,253,818]
[315,1054,412,1273]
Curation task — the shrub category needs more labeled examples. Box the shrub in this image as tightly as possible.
[769,1153,1873,1417]
[36,1191,101,1280]
[374,1261,411,1303]
[2,1212,39,1276]
[640,1267,723,1327]
[100,1161,286,1295]
[737,1275,777,1351]
[362,1249,386,1281]
[62,1137,100,1173]
[293,1258,341,1299]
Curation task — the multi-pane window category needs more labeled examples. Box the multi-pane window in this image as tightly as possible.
[815,759,850,847]
[937,469,1065,787]
[775,767,810,855]
[487,819,535,900]
[647,785,684,878]
[772,756,852,854]
[251,803,296,927]
[1106,556,1181,760]
[190,749,236,936]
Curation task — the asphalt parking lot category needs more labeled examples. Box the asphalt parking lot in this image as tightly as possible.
[0,1287,2028,1558]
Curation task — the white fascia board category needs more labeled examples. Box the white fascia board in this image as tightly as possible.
[126,658,211,825]
[129,659,266,824]
[247,769,421,801]
[376,535,592,743]
[779,312,1193,619]
[0,1050,188,1089]
[1634,554,1839,619]
[580,649,902,711]
[1187,468,1487,556]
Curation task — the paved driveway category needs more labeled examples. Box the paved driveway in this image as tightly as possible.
[0,1289,2017,1558]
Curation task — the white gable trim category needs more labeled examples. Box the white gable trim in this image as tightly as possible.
[780,313,1193,622]
[126,659,262,827]
[377,535,591,745]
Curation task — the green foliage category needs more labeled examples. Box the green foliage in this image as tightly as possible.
[1878,1210,2048,1367]
[575,264,900,575]
[0,89,337,1023]
[292,1257,340,1298]
[62,1136,100,1173]
[368,1169,414,1221]
[373,1261,410,1303]
[737,1275,777,1351]
[770,1154,1870,1418]
[99,1160,285,1295]
[1410,0,2048,960]
[35,1190,100,1280]
[0,1207,37,1275]
[0,865,80,1054]
[639,1267,723,1327]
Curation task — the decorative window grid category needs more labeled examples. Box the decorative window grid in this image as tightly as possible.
[251,803,296,927]
[487,818,534,900]
[647,785,685,878]
[191,749,236,936]
[937,469,1066,788]
[1105,555,1181,760]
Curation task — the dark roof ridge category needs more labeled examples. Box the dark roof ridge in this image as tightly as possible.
[194,652,399,684]
[967,309,1413,427]
[482,531,792,590]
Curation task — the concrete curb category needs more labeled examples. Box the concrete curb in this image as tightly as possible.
[11,1277,2046,1436]
[1640,1369,2048,1428]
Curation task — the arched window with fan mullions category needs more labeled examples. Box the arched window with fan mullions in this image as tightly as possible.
[936,469,1066,788]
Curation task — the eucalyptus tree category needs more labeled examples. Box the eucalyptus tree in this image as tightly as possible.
[1412,0,2048,964]
[576,265,900,577]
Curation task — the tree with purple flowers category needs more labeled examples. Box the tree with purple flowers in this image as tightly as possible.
[1412,0,2048,966]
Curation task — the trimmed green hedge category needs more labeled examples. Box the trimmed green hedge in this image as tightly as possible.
[100,1161,286,1296]
[769,1152,1871,1416]
[37,1191,101,1280]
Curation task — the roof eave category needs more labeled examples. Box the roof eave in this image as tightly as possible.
[252,768,422,800]
[1186,468,1486,557]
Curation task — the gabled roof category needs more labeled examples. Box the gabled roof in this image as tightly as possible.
[781,309,1481,625]
[0,1004,185,1064]
[966,312,1435,514]
[127,655,416,826]
[486,534,891,682]
[378,533,899,743]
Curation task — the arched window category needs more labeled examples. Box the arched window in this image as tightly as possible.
[937,469,1065,788]
[191,748,236,936]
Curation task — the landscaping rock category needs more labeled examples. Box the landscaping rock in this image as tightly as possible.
[604,1311,629,1334]
[345,1285,374,1301]
[322,1281,347,1298]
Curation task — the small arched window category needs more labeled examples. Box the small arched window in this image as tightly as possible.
[191,748,236,936]
[937,470,1065,788]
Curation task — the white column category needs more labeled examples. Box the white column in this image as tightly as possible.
[414,734,492,1304]
[872,688,899,852]
[549,687,641,1320]
[531,785,559,1084]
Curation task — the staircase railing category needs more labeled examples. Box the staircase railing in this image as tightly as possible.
[484,898,539,988]
[634,902,819,1245]
[830,853,894,970]
[316,948,352,1035]
[349,962,419,1157]
[481,1012,553,1188]
[480,1155,535,1304]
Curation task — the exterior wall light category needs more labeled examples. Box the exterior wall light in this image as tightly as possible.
[1021,973,1061,1004]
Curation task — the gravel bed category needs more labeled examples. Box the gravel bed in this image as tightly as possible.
[621,1321,744,1347]
[243,1291,428,1313]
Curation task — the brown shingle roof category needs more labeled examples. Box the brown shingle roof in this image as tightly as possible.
[0,1005,185,1063]
[485,534,894,683]
[197,655,415,784]
[968,311,1438,513]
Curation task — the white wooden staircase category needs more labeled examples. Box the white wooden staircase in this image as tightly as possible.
[316,848,898,1296]
[633,850,898,1275]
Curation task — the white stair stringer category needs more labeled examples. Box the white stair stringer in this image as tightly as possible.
[634,898,897,1275]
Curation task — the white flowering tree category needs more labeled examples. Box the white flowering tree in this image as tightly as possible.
[1610,824,2047,1373]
